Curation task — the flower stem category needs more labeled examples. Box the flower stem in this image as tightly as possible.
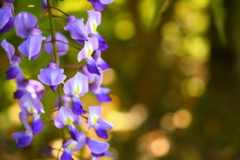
[47,0,63,107]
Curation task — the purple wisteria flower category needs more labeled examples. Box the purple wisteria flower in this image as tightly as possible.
[12,112,33,147]
[44,32,69,56]
[38,62,66,91]
[18,28,46,60]
[86,138,113,159]
[19,93,45,135]
[82,66,111,103]
[54,107,81,141]
[86,10,109,51]
[60,132,86,160]
[88,106,112,139]
[87,0,114,11]
[64,15,88,43]
[14,12,37,38]
[1,39,22,79]
[63,72,89,115]
[86,9,101,35]
[0,0,14,33]
[78,37,100,75]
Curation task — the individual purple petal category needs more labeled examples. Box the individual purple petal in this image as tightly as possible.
[12,131,33,147]
[44,33,69,56]
[82,65,97,82]
[93,33,109,51]
[97,58,111,70]
[87,106,102,129]
[6,64,21,79]
[26,80,45,100]
[1,39,15,60]
[14,12,37,38]
[100,0,114,4]
[86,57,100,75]
[94,126,109,139]
[72,97,86,115]
[54,107,79,128]
[75,39,84,45]
[32,114,44,135]
[88,0,106,11]
[95,119,112,139]
[38,62,66,91]
[14,90,26,99]
[61,149,73,160]
[86,9,101,35]
[72,132,86,151]
[68,123,79,141]
[64,15,88,41]
[89,72,102,92]
[78,37,98,62]
[0,7,12,29]
[18,28,46,60]
[94,87,112,103]
[63,72,89,97]
[19,111,32,131]
[92,151,114,158]
[18,93,45,115]
[0,15,14,33]
[86,138,109,154]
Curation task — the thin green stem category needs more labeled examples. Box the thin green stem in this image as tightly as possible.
[47,0,63,107]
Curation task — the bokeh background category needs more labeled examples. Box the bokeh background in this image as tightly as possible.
[1,0,240,159]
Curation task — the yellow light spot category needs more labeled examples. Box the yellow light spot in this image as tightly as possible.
[182,77,206,97]
[190,0,210,9]
[65,118,73,125]
[185,12,209,32]
[185,36,210,63]
[115,20,135,40]
[58,0,90,13]
[8,103,21,124]
[102,69,116,85]
[74,87,81,95]
[139,0,155,27]
[149,137,170,157]
[173,109,192,129]
[160,113,176,132]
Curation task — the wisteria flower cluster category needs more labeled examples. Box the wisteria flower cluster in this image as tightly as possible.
[1,0,114,159]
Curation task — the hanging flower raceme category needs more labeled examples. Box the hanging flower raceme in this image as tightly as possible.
[19,93,45,135]
[44,32,69,56]
[1,39,22,79]
[64,15,88,45]
[18,28,46,60]
[38,62,66,91]
[88,106,112,139]
[63,72,89,115]
[87,0,114,11]
[0,0,14,33]
[12,112,33,147]
[54,107,81,141]
[14,12,37,38]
